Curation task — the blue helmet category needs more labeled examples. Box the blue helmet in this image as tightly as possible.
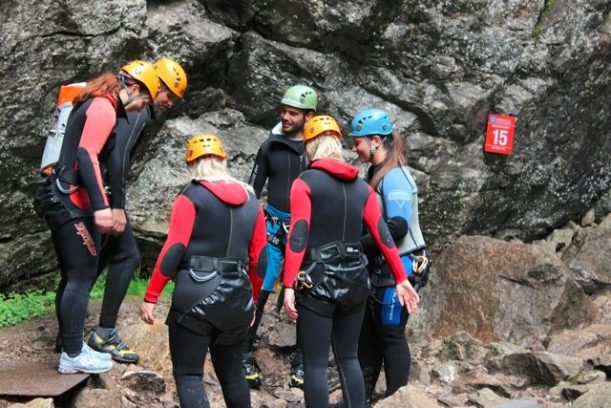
[349,108,394,137]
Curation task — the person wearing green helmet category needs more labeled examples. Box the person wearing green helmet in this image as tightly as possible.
[242,84,317,389]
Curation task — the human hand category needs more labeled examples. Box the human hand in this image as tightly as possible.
[396,280,420,314]
[111,208,127,234]
[140,302,156,325]
[283,288,298,320]
[94,208,114,234]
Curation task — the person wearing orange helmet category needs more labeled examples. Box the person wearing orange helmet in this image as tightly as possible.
[141,134,266,408]
[86,57,189,364]
[281,115,420,407]
[34,61,159,374]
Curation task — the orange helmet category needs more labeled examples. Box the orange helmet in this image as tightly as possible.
[186,134,226,162]
[154,57,188,98]
[120,60,160,100]
[304,115,343,142]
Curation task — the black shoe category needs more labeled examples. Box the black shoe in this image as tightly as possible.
[243,358,261,388]
[289,365,304,388]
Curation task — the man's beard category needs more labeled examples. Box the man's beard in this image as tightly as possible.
[283,120,304,137]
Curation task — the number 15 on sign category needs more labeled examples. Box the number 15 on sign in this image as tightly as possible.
[484,114,516,155]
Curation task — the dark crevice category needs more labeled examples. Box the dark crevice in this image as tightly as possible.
[498,275,536,289]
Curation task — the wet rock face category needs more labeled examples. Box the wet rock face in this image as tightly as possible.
[1,0,610,288]
[424,235,596,345]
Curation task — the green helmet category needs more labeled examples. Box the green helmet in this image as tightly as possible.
[280,85,317,110]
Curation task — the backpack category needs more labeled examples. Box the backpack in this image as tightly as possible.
[40,82,86,176]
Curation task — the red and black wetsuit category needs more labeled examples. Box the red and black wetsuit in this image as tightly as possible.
[144,180,266,408]
[96,108,151,330]
[33,94,125,356]
[283,158,406,408]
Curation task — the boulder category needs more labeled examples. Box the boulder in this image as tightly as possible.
[572,383,611,408]
[562,222,611,295]
[426,236,596,345]
[373,384,443,408]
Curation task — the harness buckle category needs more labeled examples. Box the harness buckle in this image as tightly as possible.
[412,255,429,275]
[293,270,313,291]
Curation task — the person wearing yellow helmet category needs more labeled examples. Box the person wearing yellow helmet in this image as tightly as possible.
[141,134,266,408]
[242,84,318,389]
[33,61,158,374]
[85,58,188,364]
[154,57,188,112]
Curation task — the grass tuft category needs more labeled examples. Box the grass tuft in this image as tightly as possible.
[0,277,173,328]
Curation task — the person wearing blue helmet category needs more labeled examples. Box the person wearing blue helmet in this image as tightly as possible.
[349,108,429,404]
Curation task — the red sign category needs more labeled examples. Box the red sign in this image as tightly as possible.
[484,113,516,155]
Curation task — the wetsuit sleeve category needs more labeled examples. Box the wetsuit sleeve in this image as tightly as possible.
[248,144,268,198]
[76,97,117,211]
[381,169,414,228]
[360,170,412,251]
[144,194,195,303]
[362,186,406,284]
[248,207,267,303]
[283,178,311,288]
[107,110,149,208]
[359,216,407,252]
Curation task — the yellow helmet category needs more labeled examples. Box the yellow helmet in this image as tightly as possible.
[304,115,343,142]
[120,60,160,100]
[154,57,188,98]
[186,134,226,162]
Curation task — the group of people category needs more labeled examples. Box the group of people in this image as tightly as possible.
[35,65,428,407]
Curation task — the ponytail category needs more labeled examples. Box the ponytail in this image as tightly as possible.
[369,131,408,188]
[73,73,120,104]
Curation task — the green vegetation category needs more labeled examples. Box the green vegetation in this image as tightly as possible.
[0,277,173,328]
[531,0,557,39]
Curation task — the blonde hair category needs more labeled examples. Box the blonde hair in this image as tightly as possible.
[305,133,344,162]
[188,156,253,194]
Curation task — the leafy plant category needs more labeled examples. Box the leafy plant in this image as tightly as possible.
[0,277,173,328]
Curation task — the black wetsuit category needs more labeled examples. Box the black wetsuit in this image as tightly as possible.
[283,159,407,408]
[96,107,151,329]
[145,180,266,408]
[246,128,306,370]
[249,131,306,212]
[34,94,126,356]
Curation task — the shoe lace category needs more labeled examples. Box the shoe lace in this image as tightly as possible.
[107,332,130,351]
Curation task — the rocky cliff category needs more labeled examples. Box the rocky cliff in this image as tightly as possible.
[0,1,609,288]
[0,2,610,406]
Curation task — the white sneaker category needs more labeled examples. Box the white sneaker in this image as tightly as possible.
[58,350,113,374]
[82,342,112,361]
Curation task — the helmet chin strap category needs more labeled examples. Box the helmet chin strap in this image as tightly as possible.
[118,73,138,106]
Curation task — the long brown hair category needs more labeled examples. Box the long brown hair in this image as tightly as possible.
[369,130,408,188]
[73,73,120,104]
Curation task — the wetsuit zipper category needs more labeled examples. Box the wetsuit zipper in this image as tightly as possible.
[342,184,347,240]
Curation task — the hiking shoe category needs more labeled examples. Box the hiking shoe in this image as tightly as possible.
[87,330,140,364]
[289,365,305,389]
[58,350,113,374]
[243,358,261,388]
[82,342,112,361]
